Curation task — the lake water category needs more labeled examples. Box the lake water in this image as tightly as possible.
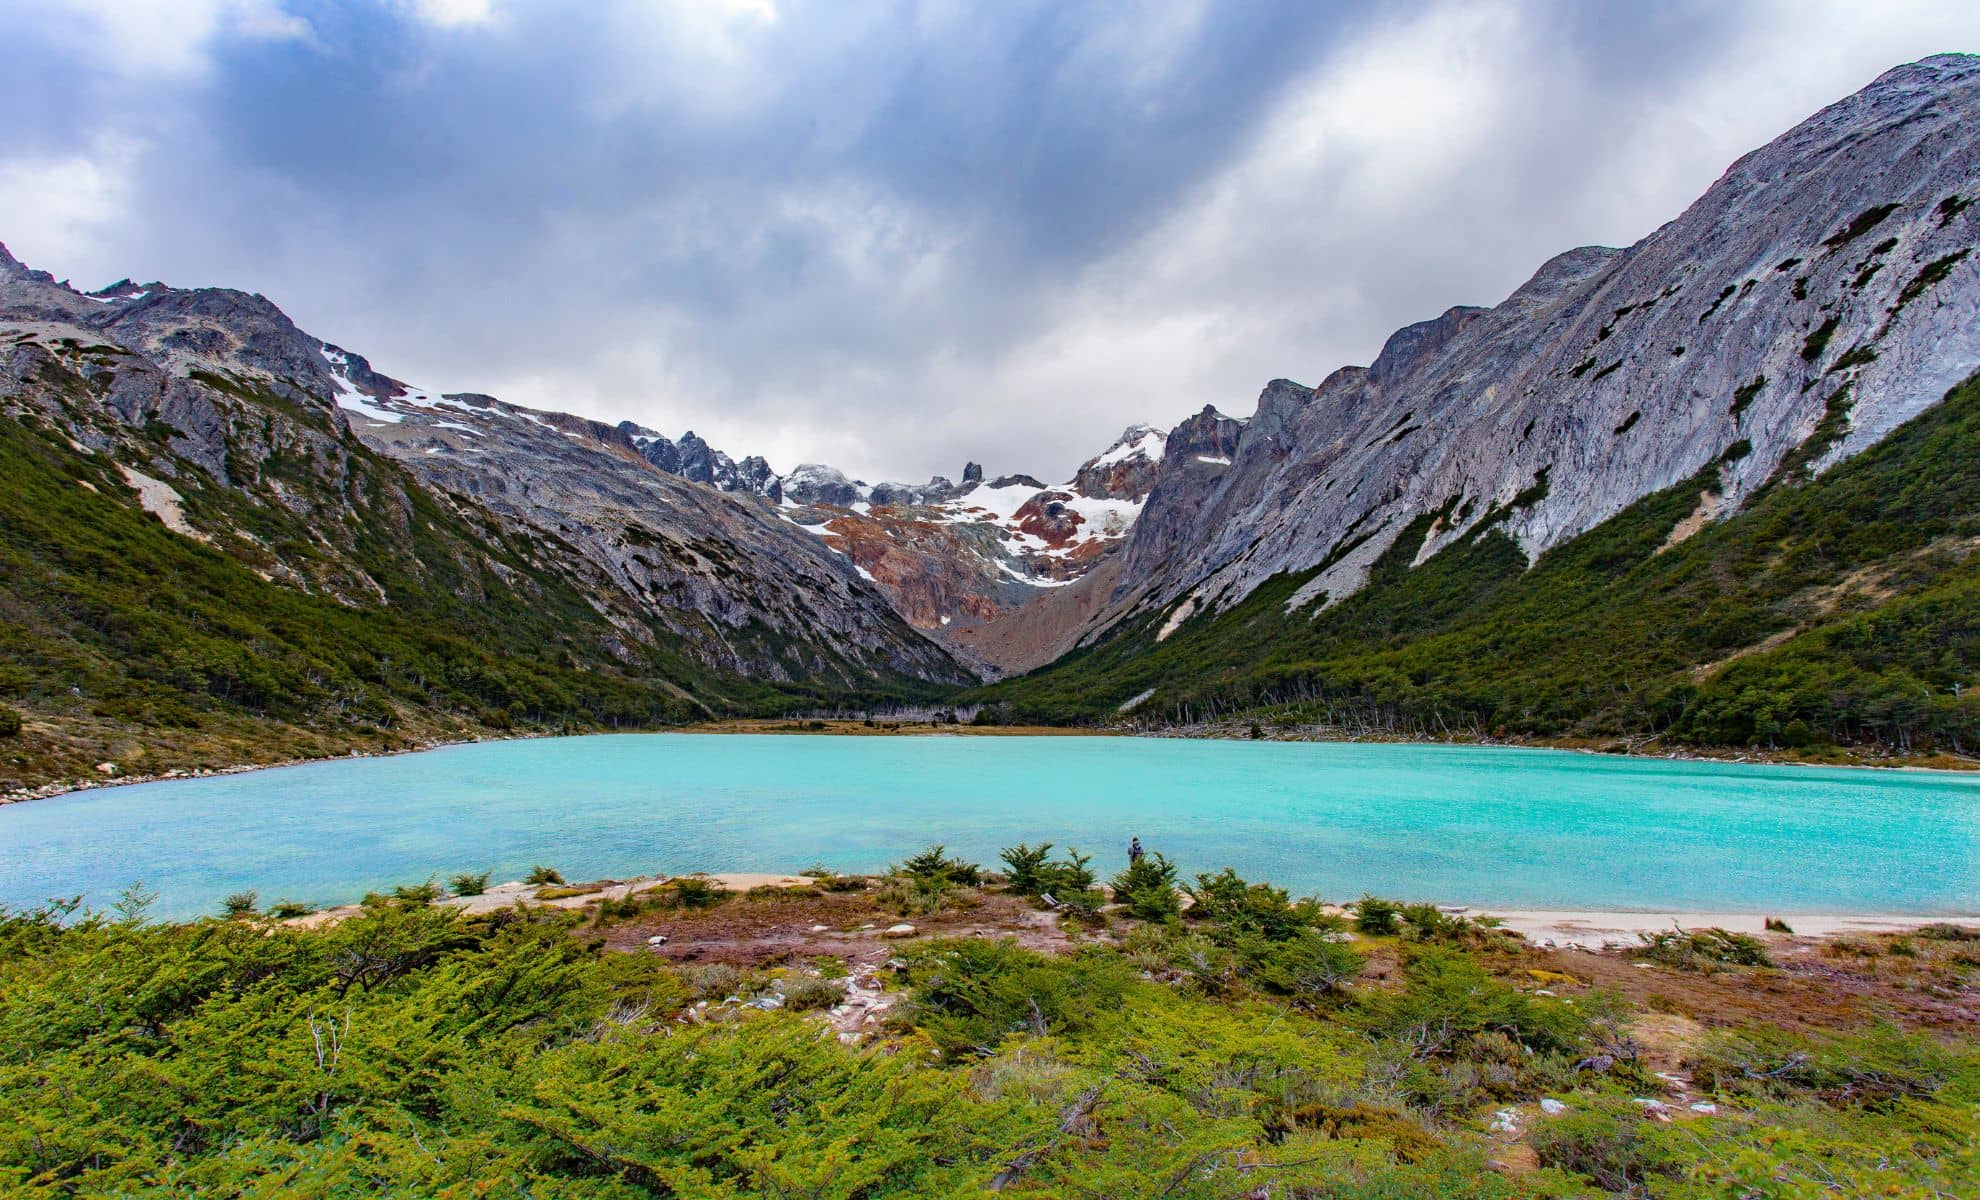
[2,735,1975,921]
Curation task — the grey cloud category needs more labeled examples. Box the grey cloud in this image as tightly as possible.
[4,0,1979,480]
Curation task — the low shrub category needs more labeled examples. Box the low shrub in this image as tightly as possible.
[0,705,21,737]
[1529,1102,1666,1193]
[1186,867,1327,943]
[1688,1023,1972,1110]
[525,865,565,886]
[219,890,258,919]
[895,939,1134,1057]
[1255,933,1363,1007]
[265,898,314,919]
[781,976,847,1012]
[449,871,492,897]
[391,879,443,905]
[661,876,727,909]
[1633,927,1772,969]
[900,845,981,886]
[1355,896,1403,935]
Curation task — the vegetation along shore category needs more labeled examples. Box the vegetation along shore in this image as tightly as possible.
[6,845,1975,1196]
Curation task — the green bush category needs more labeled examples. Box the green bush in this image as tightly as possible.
[1352,947,1589,1059]
[1529,1102,1665,1193]
[896,939,1133,1057]
[900,844,981,886]
[660,876,727,909]
[998,842,1054,894]
[525,865,565,886]
[1355,895,1403,935]
[448,870,492,897]
[1186,867,1325,943]
[0,705,20,737]
[1255,933,1363,1006]
[218,890,258,919]
[389,879,443,905]
[1109,852,1180,921]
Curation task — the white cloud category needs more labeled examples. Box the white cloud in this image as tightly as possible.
[0,140,139,280]
[399,0,501,28]
[31,0,308,80]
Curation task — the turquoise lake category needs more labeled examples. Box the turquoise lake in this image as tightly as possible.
[2,735,1976,920]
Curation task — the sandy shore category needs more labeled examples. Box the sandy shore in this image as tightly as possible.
[1470,907,1975,949]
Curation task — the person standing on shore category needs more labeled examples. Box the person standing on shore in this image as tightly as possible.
[1128,836,1144,865]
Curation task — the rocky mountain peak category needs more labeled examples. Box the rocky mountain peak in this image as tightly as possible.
[1073,424,1167,500]
[1089,51,1980,641]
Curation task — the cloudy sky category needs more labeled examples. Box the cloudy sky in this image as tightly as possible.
[4,1,1979,481]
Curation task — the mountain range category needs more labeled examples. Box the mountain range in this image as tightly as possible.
[3,53,1977,791]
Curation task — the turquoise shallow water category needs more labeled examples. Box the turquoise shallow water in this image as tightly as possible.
[1,734,1975,920]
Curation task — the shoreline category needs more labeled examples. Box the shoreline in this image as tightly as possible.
[5,718,1974,807]
[276,869,1979,950]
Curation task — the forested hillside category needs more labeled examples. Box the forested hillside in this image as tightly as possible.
[971,372,1980,757]
[0,350,947,792]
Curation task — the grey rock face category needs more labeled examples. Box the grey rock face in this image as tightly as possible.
[1099,53,1980,636]
[1072,424,1167,501]
[782,463,864,507]
[0,244,970,687]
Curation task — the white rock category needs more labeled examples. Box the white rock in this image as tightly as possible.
[1688,1101,1718,1114]
[1489,1109,1520,1134]
[646,934,668,945]
[1540,1098,1569,1115]
[94,762,118,775]
[881,923,917,938]
[810,924,831,933]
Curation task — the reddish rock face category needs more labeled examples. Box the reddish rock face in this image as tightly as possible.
[1013,491,1083,547]
[815,513,1006,630]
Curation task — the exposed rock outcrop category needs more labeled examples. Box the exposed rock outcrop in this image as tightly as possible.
[1089,54,1980,645]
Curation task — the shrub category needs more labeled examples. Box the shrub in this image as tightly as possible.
[1917,923,1980,941]
[266,898,314,919]
[1633,927,1771,969]
[1764,916,1793,933]
[526,865,565,886]
[1688,1023,1970,1109]
[900,845,980,886]
[1352,947,1589,1059]
[781,976,847,1012]
[660,876,727,909]
[391,880,443,905]
[1355,896,1403,935]
[799,864,867,891]
[896,939,1133,1057]
[680,962,749,1001]
[0,705,21,737]
[1036,848,1096,898]
[1186,867,1326,943]
[219,890,258,919]
[449,871,492,897]
[1529,1103,1665,1193]
[1255,933,1363,1006]
[998,843,1054,895]
[1109,853,1180,921]
[878,871,966,916]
